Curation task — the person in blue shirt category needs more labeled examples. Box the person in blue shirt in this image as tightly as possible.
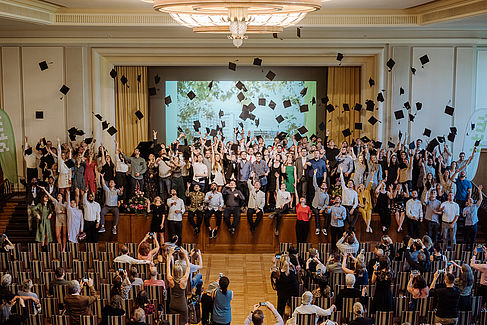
[463,184,483,250]
[212,276,233,325]
[306,150,327,205]
[454,170,472,212]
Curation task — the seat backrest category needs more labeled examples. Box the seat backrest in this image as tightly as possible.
[374,311,393,325]
[107,315,126,325]
[79,315,97,325]
[400,311,419,325]
[296,313,316,325]
[162,313,181,325]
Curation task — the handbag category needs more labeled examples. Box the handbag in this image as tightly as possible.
[187,295,201,324]
[77,232,87,242]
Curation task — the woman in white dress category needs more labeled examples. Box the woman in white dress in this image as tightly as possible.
[212,142,226,190]
[40,186,68,251]
[66,191,84,243]
[56,138,72,196]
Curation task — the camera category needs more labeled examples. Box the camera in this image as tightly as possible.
[259,302,267,306]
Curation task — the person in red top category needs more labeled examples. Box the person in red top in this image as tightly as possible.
[296,196,312,243]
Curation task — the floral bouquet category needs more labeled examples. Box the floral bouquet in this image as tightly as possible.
[123,189,149,216]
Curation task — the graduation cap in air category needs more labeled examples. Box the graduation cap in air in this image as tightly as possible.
[475,139,481,147]
[388,141,395,148]
[409,142,416,150]
[354,103,362,112]
[400,87,405,95]
[210,129,217,137]
[294,133,302,141]
[373,141,382,149]
[165,96,172,105]
[354,122,362,130]
[208,81,214,89]
[272,33,278,39]
[269,100,276,110]
[326,104,335,113]
[366,100,375,111]
[193,120,201,131]
[386,58,395,71]
[235,81,245,91]
[276,115,284,124]
[149,87,157,96]
[297,126,308,134]
[415,102,422,111]
[230,143,239,153]
[471,123,475,130]
[319,122,325,132]
[426,138,439,152]
[137,74,141,82]
[342,128,351,137]
[94,114,103,121]
[450,126,457,135]
[24,147,33,156]
[60,85,70,95]
[39,61,48,71]
[311,97,316,105]
[248,113,256,120]
[228,62,236,71]
[409,114,416,122]
[84,137,93,145]
[368,77,375,87]
[394,110,405,120]
[237,92,245,102]
[76,129,85,136]
[255,119,259,127]
[65,159,75,169]
[361,136,370,143]
[135,110,144,120]
[283,99,291,108]
[221,121,225,128]
[239,110,249,121]
[120,75,128,85]
[219,109,224,118]
[444,105,454,116]
[411,67,417,75]
[259,98,266,106]
[321,96,329,104]
[343,103,350,111]
[447,132,456,142]
[110,69,117,79]
[253,57,262,66]
[205,127,210,134]
[154,74,161,84]
[102,121,109,130]
[107,126,117,136]
[300,104,309,113]
[423,128,431,137]
[368,116,378,125]
[266,70,276,81]
[404,101,411,110]
[277,132,288,141]
[419,54,430,67]
[336,53,344,62]
[300,88,307,96]
[187,91,196,100]
[437,136,445,143]
[68,127,78,136]
[377,92,384,103]
[296,27,301,38]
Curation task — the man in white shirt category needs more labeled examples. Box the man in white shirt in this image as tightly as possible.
[24,137,39,183]
[406,190,423,239]
[113,245,151,265]
[340,168,358,231]
[440,192,460,250]
[193,153,209,192]
[204,182,224,239]
[273,175,292,236]
[247,173,266,232]
[288,291,336,325]
[83,191,101,243]
[156,148,172,200]
[167,189,185,246]
[336,231,359,255]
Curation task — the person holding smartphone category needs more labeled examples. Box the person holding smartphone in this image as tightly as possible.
[244,301,283,325]
[470,246,487,309]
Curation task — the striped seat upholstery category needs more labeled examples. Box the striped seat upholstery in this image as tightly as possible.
[72,260,87,278]
[53,284,68,304]
[48,243,62,260]
[79,315,98,325]
[59,251,73,267]
[41,297,59,317]
[26,314,43,325]
[360,284,375,297]
[393,297,409,317]
[341,298,359,323]
[32,283,46,299]
[122,299,134,317]
[480,310,487,325]
[317,243,331,257]
[457,311,471,325]
[471,295,482,318]
[162,313,181,325]
[39,251,51,270]
[182,243,196,252]
[51,259,64,271]
[290,296,301,315]
[425,310,436,325]
[359,242,370,252]
[92,298,108,318]
[314,297,332,309]
[66,242,80,259]
[98,251,109,262]
[107,315,126,325]
[79,252,94,269]
[30,260,44,280]
[391,261,402,276]
[85,242,99,259]
[329,273,345,288]
[39,271,54,286]
[374,311,393,325]
[8,260,22,276]
[328,310,341,324]
[17,271,32,284]
[106,242,119,262]
[27,242,41,260]
[18,251,31,269]
[124,243,138,257]
[156,262,167,276]
[395,272,409,291]
[295,313,316,325]
[416,297,432,318]
[52,315,70,325]
[453,244,466,260]
[279,242,293,254]
[146,285,166,301]
[445,250,455,261]
[94,260,109,279]
[297,243,313,259]
[400,311,419,325]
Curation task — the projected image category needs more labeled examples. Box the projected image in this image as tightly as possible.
[165,80,316,144]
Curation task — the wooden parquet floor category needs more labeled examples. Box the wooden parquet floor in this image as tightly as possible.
[201,253,279,325]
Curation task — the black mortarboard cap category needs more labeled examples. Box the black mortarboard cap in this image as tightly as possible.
[208,81,214,89]
[39,61,48,71]
[423,128,431,137]
[60,85,70,95]
[283,99,291,108]
[204,139,211,147]
[76,129,85,136]
[249,113,256,121]
[210,129,217,137]
[294,133,302,141]
[298,126,308,134]
[386,58,395,71]
[438,136,445,143]
[409,142,416,150]
[409,114,416,122]
[94,114,103,121]
[355,122,362,130]
[253,57,262,66]
[221,121,225,127]
[154,74,160,84]
[415,102,422,110]
[336,53,344,61]
[444,105,454,116]
[235,81,245,90]
[326,104,335,113]
[102,121,109,130]
[475,139,481,147]
[373,141,382,149]
[319,122,325,131]
[266,70,276,81]
[366,100,375,111]
[107,126,117,136]
[471,123,475,130]
[85,137,93,145]
[426,138,439,152]
[269,100,276,110]
[419,54,430,66]
[228,62,236,71]
[388,141,395,148]
[187,91,196,100]
[25,147,33,155]
[311,97,316,105]
[377,92,384,102]
[404,101,411,110]
[394,110,404,120]
[135,110,144,120]
[219,109,224,118]
[354,103,362,112]
[272,33,278,39]
[321,96,329,104]
[255,119,259,127]
[120,75,128,85]
[137,74,141,82]
[69,134,76,142]
[300,87,307,96]
[165,96,172,105]
[343,103,350,111]
[276,115,284,124]
[68,127,77,134]
[400,87,405,95]
[368,116,378,125]
[149,87,157,96]
[277,132,288,141]
[259,98,266,106]
[368,77,375,87]
[450,127,457,135]
[447,132,456,142]
[342,128,351,137]
[297,27,301,38]
[110,68,117,78]
[300,104,309,112]
[361,136,370,143]
[193,121,201,132]
[237,92,245,102]
[205,127,210,134]
[411,67,417,75]
[65,159,75,169]
[239,111,249,120]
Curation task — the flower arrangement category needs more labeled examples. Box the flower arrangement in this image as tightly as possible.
[123,189,149,216]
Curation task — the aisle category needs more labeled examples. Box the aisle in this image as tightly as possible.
[201,253,279,325]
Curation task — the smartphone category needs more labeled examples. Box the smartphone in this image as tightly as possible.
[438,269,445,274]
[411,270,419,276]
[259,302,267,306]
[118,268,124,273]
[149,232,154,236]
[317,269,321,275]
[275,254,281,259]
[83,278,89,282]
[375,261,380,268]
[219,273,223,278]
[447,262,452,267]
[477,246,483,253]
[175,246,181,251]
[2,234,6,238]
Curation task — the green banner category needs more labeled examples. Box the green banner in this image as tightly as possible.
[0,110,17,183]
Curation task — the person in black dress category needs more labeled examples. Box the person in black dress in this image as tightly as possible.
[371,256,394,313]
[375,181,392,233]
[146,196,166,244]
[274,259,299,317]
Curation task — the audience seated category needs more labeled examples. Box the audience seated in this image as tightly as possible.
[244,301,283,325]
[64,279,97,325]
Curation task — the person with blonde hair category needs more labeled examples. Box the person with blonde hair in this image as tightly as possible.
[274,259,299,317]
[348,302,372,325]
[167,246,190,325]
[287,291,336,325]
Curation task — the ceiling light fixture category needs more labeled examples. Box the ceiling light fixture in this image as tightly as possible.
[151,0,321,47]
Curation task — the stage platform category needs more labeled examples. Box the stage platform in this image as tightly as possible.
[99,211,406,253]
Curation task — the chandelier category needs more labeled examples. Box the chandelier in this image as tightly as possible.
[151,1,322,47]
